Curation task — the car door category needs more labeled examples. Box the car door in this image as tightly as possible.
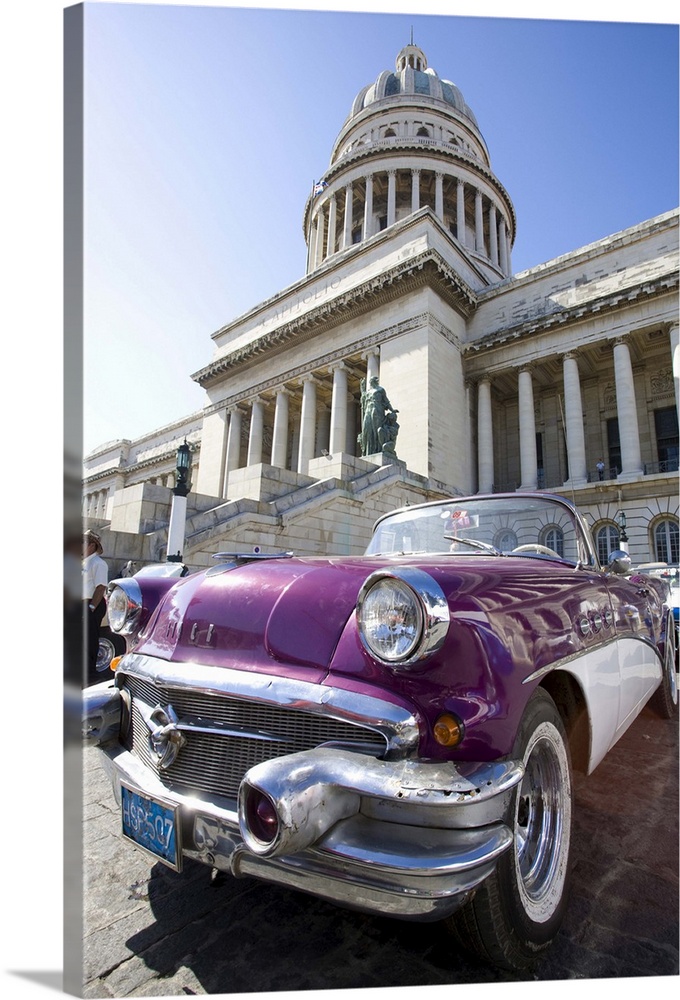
[606,573,663,739]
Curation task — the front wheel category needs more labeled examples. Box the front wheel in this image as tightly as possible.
[447,688,573,970]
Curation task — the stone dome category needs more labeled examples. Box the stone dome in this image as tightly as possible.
[348,43,479,128]
[304,40,515,285]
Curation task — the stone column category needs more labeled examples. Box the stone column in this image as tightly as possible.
[489,203,498,266]
[387,170,396,227]
[475,189,485,254]
[499,217,508,274]
[346,393,358,455]
[518,367,538,490]
[246,396,264,466]
[435,172,444,221]
[505,229,513,275]
[364,350,380,384]
[316,407,331,456]
[465,382,474,490]
[411,169,420,213]
[613,337,643,479]
[456,178,466,246]
[670,322,680,418]
[342,182,353,248]
[297,376,318,475]
[314,207,325,267]
[327,194,337,258]
[363,174,373,240]
[562,353,587,486]
[306,223,315,273]
[224,406,244,493]
[271,389,290,469]
[330,363,349,454]
[477,379,494,493]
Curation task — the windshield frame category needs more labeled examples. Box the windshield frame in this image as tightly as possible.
[366,492,599,569]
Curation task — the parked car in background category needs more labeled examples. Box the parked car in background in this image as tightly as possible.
[83,493,677,971]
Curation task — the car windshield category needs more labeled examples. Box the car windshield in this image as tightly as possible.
[366,495,590,565]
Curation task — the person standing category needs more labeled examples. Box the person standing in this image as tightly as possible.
[83,529,108,685]
[596,458,605,481]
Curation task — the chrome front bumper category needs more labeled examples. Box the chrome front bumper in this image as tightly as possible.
[84,681,523,921]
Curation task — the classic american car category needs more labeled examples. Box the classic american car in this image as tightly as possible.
[83,492,677,970]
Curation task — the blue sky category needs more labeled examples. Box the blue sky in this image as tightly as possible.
[79,3,678,455]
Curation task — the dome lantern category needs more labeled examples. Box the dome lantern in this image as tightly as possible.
[395,43,427,73]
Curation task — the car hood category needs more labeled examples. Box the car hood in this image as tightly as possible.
[131,552,612,680]
[133,556,383,681]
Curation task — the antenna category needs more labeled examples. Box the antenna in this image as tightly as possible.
[410,25,414,45]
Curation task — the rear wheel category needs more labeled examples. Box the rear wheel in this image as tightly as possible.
[651,611,678,719]
[447,688,572,970]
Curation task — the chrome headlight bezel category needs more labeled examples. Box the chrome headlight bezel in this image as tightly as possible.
[106,579,144,635]
[356,567,450,669]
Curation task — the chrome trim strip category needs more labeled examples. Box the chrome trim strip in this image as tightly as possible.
[117,653,420,755]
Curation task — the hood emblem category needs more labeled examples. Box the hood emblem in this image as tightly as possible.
[146,703,186,770]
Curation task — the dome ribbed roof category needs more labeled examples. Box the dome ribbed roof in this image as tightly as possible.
[348,43,478,127]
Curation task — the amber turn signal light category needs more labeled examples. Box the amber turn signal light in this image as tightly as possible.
[110,656,123,672]
[433,712,465,747]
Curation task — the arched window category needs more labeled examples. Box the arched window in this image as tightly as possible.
[384,128,396,138]
[495,529,518,552]
[416,126,430,137]
[540,526,564,557]
[595,523,620,564]
[654,519,679,564]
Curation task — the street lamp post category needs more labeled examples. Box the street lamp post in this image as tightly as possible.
[167,441,192,563]
[616,509,629,553]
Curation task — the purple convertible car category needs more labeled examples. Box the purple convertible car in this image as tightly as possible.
[83,492,677,970]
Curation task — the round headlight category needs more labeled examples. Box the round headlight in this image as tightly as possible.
[357,577,424,663]
[106,581,142,634]
[356,567,451,668]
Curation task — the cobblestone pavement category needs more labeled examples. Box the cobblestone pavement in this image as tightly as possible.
[80,704,678,997]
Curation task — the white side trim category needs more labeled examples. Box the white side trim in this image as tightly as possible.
[559,637,661,774]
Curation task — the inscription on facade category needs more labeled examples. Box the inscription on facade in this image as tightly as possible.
[261,276,343,328]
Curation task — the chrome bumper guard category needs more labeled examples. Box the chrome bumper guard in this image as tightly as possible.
[96,727,524,921]
[82,680,123,744]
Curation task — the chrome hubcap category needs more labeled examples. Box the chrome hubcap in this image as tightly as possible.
[516,734,564,902]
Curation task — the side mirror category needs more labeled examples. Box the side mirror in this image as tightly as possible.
[607,549,632,575]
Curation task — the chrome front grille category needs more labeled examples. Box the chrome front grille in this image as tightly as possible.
[122,672,388,801]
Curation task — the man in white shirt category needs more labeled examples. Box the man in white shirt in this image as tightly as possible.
[83,530,109,685]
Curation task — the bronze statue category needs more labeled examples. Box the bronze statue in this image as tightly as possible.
[358,376,399,457]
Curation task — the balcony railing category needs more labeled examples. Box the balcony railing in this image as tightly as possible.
[587,466,619,483]
[644,459,679,475]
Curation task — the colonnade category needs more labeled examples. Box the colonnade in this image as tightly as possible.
[220,352,380,494]
[308,166,512,275]
[83,489,110,519]
[476,337,647,493]
[84,471,178,518]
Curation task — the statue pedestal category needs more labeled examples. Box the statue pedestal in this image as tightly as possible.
[362,451,406,468]
[307,453,378,481]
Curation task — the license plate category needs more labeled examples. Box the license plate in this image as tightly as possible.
[121,783,182,870]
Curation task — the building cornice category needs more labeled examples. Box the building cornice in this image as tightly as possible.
[84,443,202,487]
[200,311,458,417]
[466,271,679,355]
[193,245,478,389]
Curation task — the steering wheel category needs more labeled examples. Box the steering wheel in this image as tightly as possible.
[511,543,560,558]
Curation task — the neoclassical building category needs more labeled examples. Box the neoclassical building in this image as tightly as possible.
[84,42,679,572]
